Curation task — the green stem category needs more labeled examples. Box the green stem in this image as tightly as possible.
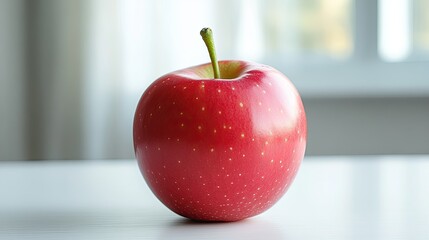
[200,28,221,79]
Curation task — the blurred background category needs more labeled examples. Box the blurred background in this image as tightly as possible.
[1,0,428,161]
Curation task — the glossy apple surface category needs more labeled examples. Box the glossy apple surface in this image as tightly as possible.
[133,60,306,221]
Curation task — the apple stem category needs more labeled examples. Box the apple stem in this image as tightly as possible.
[200,28,221,79]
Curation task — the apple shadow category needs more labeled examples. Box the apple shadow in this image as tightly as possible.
[157,217,285,240]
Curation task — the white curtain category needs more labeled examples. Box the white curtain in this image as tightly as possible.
[0,0,265,160]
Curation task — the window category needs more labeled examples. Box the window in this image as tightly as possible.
[257,0,429,97]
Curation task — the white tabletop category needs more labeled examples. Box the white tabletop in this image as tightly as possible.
[1,155,429,240]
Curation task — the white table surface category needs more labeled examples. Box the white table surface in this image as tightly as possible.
[1,155,429,240]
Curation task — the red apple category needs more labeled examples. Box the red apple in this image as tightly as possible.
[133,28,306,221]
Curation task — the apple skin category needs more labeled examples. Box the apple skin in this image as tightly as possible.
[133,60,306,222]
